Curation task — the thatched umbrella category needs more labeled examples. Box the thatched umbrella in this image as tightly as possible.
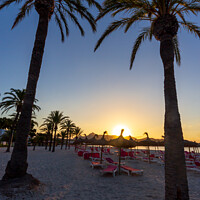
[88,134,99,144]
[184,140,199,153]
[109,129,136,174]
[137,132,157,163]
[87,134,98,154]
[92,131,110,163]
[73,136,84,145]
[128,135,137,153]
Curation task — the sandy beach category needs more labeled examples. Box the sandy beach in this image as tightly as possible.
[0,147,200,200]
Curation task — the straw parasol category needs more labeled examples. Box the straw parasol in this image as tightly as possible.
[92,131,110,163]
[137,132,157,163]
[109,129,136,174]
[87,134,99,144]
[184,140,199,153]
[87,134,98,154]
[73,136,84,145]
[82,134,89,144]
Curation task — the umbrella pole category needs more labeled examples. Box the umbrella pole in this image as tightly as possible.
[100,145,103,164]
[148,145,150,163]
[119,147,121,175]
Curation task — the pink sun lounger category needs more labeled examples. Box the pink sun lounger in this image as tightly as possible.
[90,161,104,169]
[100,165,117,177]
[121,165,143,176]
[105,157,125,165]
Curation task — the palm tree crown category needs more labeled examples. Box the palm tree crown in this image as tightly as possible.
[0,88,40,114]
[0,0,101,41]
[61,119,75,132]
[95,0,200,69]
[45,111,68,130]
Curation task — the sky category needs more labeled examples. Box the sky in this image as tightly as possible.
[0,3,200,141]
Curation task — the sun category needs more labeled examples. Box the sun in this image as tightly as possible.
[112,125,132,137]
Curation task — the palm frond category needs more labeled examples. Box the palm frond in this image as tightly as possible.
[130,27,152,70]
[172,36,181,66]
[64,9,85,36]
[56,6,69,36]
[54,12,65,42]
[12,0,34,29]
[179,21,200,38]
[94,19,128,51]
[0,0,22,10]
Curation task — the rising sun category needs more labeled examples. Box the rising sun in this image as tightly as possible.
[112,125,132,137]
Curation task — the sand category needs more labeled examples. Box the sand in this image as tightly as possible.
[0,147,200,200]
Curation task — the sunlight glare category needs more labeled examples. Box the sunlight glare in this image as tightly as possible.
[112,125,132,137]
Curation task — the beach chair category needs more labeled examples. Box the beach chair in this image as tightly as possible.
[100,165,117,177]
[129,152,136,159]
[90,161,104,169]
[121,165,143,176]
[105,157,125,165]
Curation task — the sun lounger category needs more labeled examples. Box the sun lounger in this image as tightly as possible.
[90,161,104,169]
[121,165,143,176]
[105,157,125,165]
[100,165,117,177]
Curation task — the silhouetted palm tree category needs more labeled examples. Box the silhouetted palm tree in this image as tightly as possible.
[0,88,40,152]
[0,117,13,130]
[40,122,53,150]
[74,127,83,151]
[0,0,101,180]
[61,119,75,149]
[74,127,83,139]
[95,1,200,199]
[60,131,66,150]
[45,111,68,152]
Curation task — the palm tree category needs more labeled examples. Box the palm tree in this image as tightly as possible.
[94,1,200,199]
[0,0,100,180]
[40,122,53,150]
[74,127,83,139]
[44,111,68,152]
[61,119,75,149]
[0,88,40,152]
[60,131,66,150]
[74,127,83,151]
[0,117,13,130]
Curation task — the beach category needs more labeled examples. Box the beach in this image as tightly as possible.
[0,147,200,200]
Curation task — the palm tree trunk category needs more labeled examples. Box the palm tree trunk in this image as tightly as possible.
[68,132,71,149]
[49,133,53,151]
[6,111,20,152]
[65,131,69,149]
[45,134,48,150]
[61,137,64,149]
[52,128,57,152]
[2,13,49,180]
[160,34,189,200]
[118,147,121,175]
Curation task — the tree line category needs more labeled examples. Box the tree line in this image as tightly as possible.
[0,88,83,152]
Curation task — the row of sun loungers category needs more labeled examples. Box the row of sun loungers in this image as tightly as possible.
[92,162,143,177]
[76,146,200,175]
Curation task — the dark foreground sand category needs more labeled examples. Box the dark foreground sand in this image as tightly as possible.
[0,147,199,200]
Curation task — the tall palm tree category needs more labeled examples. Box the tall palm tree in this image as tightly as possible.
[45,111,68,152]
[60,131,66,150]
[74,127,83,139]
[61,119,75,149]
[0,117,13,130]
[0,88,40,152]
[0,0,100,180]
[40,122,53,150]
[74,126,83,151]
[94,1,200,199]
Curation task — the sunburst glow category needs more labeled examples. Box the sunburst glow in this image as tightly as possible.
[112,125,132,137]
